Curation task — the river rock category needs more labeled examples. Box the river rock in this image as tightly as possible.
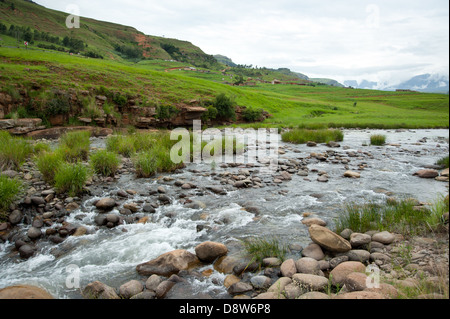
[254,292,286,299]
[292,273,329,291]
[155,280,176,299]
[345,272,369,291]
[31,196,45,206]
[145,274,163,291]
[284,283,303,299]
[136,249,199,277]
[413,169,439,179]
[250,275,272,289]
[8,210,23,225]
[82,281,120,299]
[301,243,325,260]
[334,291,384,299]
[224,274,240,288]
[370,252,391,264]
[95,198,116,211]
[18,244,35,259]
[371,231,395,244]
[302,217,327,227]
[308,224,352,253]
[298,291,330,299]
[0,285,54,299]
[262,257,282,267]
[280,259,297,277]
[214,255,241,274]
[106,214,120,224]
[267,277,292,295]
[94,214,107,226]
[344,171,361,178]
[194,241,228,263]
[329,261,366,286]
[346,249,371,263]
[350,232,372,247]
[295,257,321,275]
[27,227,42,240]
[228,282,253,295]
[119,280,144,299]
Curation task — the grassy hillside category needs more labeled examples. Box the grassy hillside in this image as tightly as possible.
[0,0,448,129]
[1,46,448,129]
[0,0,221,68]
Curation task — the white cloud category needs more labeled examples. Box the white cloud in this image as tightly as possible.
[35,0,449,85]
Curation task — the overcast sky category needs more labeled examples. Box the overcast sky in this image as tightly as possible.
[36,0,449,85]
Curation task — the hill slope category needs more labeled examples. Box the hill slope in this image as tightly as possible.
[0,0,448,130]
[0,0,221,68]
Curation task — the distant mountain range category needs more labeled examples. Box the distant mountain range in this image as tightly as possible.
[344,74,449,93]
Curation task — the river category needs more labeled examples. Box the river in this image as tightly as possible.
[0,128,448,299]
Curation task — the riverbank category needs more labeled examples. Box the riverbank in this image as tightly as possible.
[0,128,448,299]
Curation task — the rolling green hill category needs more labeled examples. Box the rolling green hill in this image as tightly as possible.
[0,0,221,68]
[0,0,448,130]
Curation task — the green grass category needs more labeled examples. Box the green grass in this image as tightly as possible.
[36,151,64,184]
[281,128,344,144]
[240,236,288,267]
[334,196,449,237]
[1,46,448,130]
[370,134,387,146]
[436,156,449,169]
[133,151,158,178]
[0,175,23,220]
[0,131,33,170]
[58,131,91,162]
[89,150,120,177]
[54,162,90,197]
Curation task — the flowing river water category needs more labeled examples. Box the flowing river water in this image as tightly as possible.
[0,129,448,299]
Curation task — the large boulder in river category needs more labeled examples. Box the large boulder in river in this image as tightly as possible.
[0,285,54,299]
[413,169,439,179]
[194,241,228,263]
[308,224,351,253]
[136,249,200,277]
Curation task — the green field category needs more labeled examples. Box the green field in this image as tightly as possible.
[1,46,448,129]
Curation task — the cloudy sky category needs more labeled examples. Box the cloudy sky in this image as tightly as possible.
[36,0,449,86]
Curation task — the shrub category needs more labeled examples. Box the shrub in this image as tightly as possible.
[54,162,89,197]
[36,151,64,184]
[0,175,23,220]
[213,93,236,121]
[242,108,264,122]
[0,132,33,170]
[370,134,386,146]
[281,129,344,144]
[155,103,179,120]
[45,93,71,116]
[201,106,218,122]
[90,150,120,177]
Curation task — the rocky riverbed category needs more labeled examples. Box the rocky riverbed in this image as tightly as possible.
[0,128,448,299]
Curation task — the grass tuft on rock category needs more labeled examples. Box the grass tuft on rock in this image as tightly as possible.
[370,134,386,146]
